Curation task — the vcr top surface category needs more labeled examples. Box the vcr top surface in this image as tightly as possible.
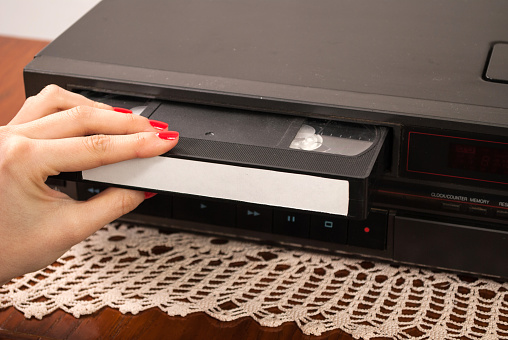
[28,0,508,130]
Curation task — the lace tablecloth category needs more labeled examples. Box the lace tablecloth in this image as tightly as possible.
[1,223,507,339]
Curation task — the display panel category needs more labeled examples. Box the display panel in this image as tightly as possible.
[406,131,508,185]
[449,143,508,176]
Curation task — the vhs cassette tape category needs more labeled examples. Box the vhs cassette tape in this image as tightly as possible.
[68,91,388,219]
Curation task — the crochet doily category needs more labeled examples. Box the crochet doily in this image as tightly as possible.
[1,223,507,339]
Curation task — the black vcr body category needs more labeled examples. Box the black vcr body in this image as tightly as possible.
[24,0,508,277]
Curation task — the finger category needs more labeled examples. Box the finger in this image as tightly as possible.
[56,187,145,245]
[9,84,112,125]
[14,105,168,139]
[37,131,179,173]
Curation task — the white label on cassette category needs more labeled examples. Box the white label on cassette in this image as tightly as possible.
[82,156,349,216]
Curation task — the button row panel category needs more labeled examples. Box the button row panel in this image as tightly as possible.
[78,183,388,250]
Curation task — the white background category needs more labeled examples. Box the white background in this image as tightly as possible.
[0,0,101,40]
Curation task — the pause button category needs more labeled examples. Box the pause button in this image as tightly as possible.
[273,209,310,238]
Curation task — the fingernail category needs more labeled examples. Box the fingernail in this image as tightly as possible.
[144,192,157,199]
[113,107,132,114]
[149,120,169,131]
[156,131,179,140]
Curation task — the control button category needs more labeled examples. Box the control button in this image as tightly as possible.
[237,204,272,233]
[442,202,461,212]
[468,206,488,216]
[273,209,310,238]
[45,178,67,188]
[134,194,172,218]
[310,214,348,244]
[173,196,236,227]
[77,182,108,200]
[496,209,508,218]
[485,43,508,83]
[348,209,388,250]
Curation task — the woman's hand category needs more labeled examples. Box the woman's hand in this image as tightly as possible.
[0,85,178,284]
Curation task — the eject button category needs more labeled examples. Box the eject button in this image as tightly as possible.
[485,43,508,84]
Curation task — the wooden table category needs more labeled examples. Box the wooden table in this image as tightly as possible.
[0,35,355,340]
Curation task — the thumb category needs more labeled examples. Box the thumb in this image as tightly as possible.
[60,187,145,244]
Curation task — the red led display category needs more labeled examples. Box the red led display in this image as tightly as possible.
[449,143,508,175]
[406,131,508,186]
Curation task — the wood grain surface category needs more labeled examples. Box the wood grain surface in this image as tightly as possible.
[0,35,357,340]
[0,306,359,340]
[0,36,49,126]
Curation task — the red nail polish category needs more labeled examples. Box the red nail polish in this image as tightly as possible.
[144,192,157,199]
[113,107,133,114]
[157,131,179,140]
[149,120,169,130]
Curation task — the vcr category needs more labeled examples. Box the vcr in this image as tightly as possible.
[25,0,508,277]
